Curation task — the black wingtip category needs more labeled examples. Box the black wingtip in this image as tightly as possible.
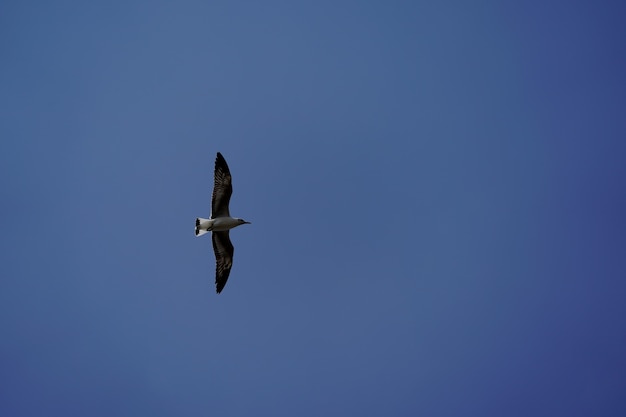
[214,152,231,175]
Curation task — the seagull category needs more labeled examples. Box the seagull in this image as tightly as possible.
[195,152,250,293]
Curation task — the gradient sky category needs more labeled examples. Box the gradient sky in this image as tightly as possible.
[1,1,625,416]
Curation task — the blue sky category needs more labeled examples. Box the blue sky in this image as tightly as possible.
[1,1,625,416]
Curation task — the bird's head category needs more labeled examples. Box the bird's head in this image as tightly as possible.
[237,218,251,226]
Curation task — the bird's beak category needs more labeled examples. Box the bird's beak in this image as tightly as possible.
[244,221,251,224]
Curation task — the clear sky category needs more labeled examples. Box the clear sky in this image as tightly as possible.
[1,1,625,416]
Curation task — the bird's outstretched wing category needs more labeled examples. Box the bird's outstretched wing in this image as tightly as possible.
[211,152,232,219]
[212,231,234,294]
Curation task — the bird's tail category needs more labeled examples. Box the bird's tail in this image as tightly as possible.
[195,218,211,236]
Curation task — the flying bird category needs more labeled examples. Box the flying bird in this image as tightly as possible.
[195,152,250,293]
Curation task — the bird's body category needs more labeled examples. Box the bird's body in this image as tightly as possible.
[195,217,246,233]
[195,152,250,294]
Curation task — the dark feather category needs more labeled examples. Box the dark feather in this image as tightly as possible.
[212,231,234,294]
[211,152,232,219]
